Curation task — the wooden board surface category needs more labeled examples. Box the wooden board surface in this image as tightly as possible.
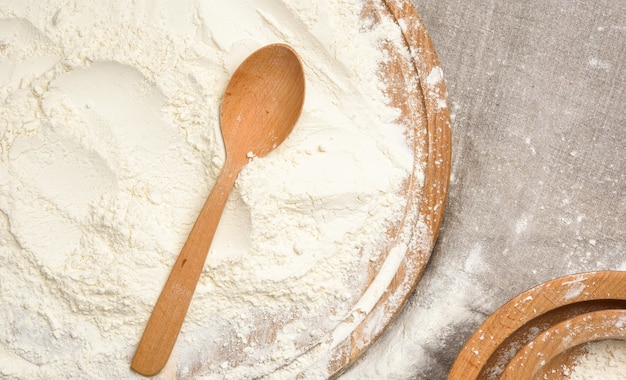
[323,0,452,377]
[448,271,626,380]
[159,1,452,378]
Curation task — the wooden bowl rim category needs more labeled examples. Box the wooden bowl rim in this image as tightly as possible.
[448,271,626,380]
[501,308,626,379]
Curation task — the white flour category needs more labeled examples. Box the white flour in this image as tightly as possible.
[0,1,415,379]
[569,340,626,380]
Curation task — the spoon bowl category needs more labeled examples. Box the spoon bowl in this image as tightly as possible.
[131,43,305,376]
[221,44,305,163]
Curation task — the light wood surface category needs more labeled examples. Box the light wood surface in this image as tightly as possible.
[447,271,626,380]
[501,309,626,380]
[323,0,452,377]
[131,44,305,376]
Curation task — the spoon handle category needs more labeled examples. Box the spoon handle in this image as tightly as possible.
[131,160,241,376]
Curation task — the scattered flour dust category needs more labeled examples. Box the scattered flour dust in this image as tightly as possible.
[569,340,626,380]
[0,0,419,379]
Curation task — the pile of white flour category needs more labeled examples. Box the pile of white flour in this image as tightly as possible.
[0,0,415,378]
[569,340,626,380]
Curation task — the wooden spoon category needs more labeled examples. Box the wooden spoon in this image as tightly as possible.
[131,43,305,376]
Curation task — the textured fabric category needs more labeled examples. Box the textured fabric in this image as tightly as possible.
[344,1,625,378]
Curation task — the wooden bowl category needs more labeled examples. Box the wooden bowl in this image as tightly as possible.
[447,271,626,380]
[501,309,626,379]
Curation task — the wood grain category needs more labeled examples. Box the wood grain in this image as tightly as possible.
[501,309,626,380]
[447,271,626,380]
[322,0,452,377]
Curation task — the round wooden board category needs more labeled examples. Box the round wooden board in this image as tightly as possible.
[322,0,452,377]
[158,1,451,378]
[273,1,451,377]
[448,271,626,380]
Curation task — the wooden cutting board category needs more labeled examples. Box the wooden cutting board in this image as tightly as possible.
[159,1,451,378]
